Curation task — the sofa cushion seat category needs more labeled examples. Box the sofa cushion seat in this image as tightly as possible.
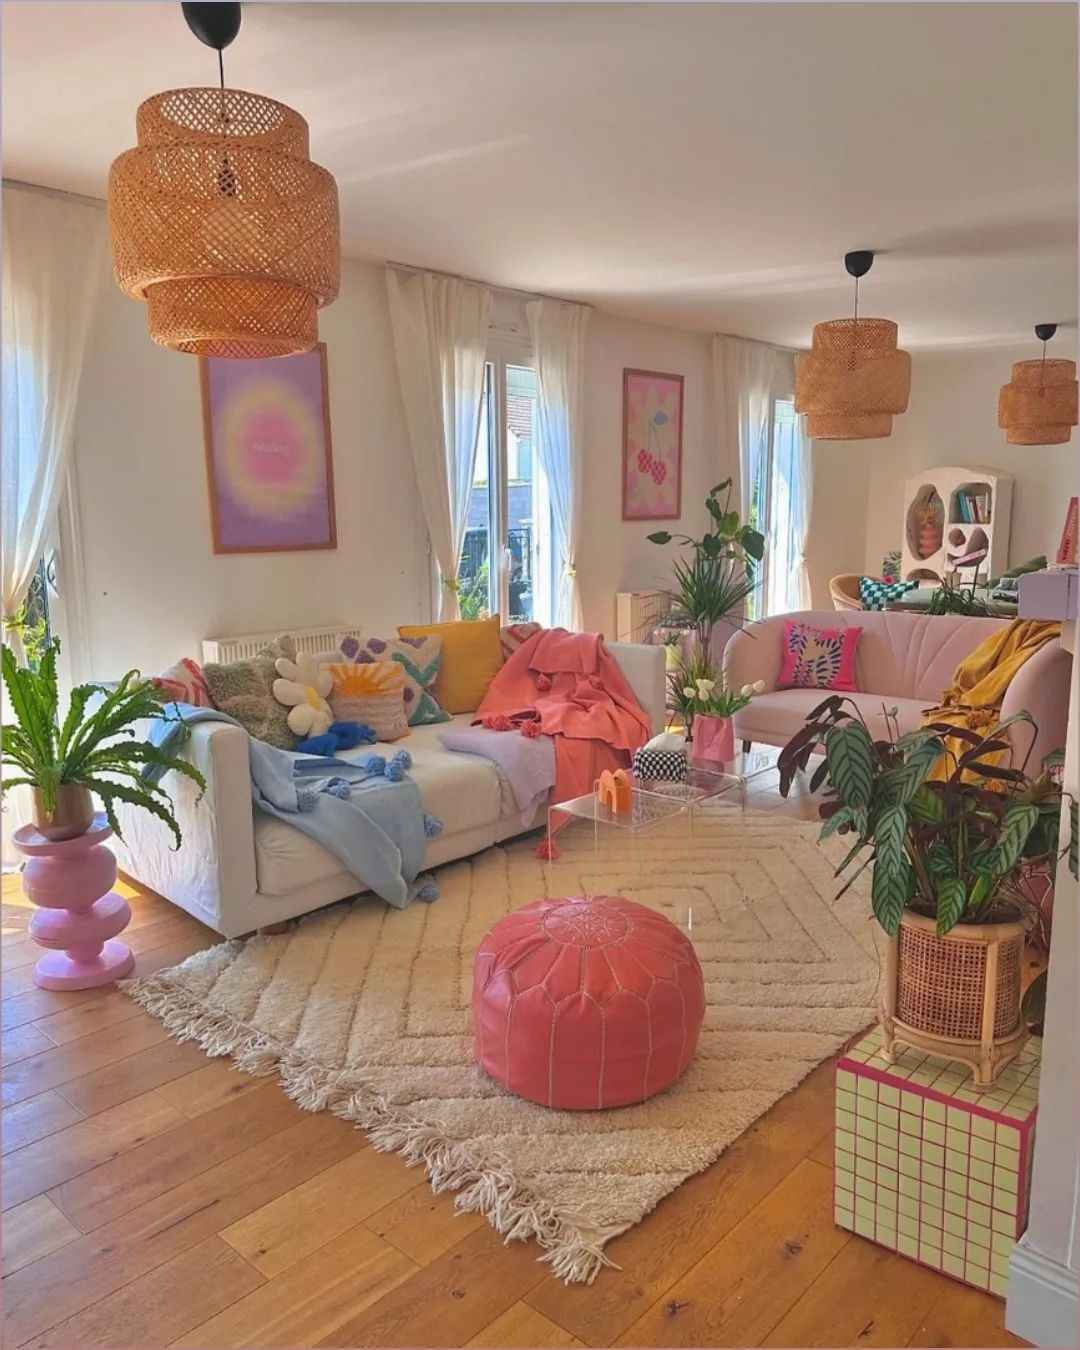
[735,690,932,747]
[254,715,510,895]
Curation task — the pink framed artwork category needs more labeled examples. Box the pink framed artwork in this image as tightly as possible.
[199,343,337,554]
[622,368,683,521]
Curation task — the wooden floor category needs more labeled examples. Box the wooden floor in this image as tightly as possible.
[1,776,1029,1349]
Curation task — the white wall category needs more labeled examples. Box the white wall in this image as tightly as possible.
[74,257,430,679]
[863,344,1078,578]
[578,312,723,636]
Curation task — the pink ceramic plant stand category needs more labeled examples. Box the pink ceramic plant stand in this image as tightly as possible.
[14,815,134,990]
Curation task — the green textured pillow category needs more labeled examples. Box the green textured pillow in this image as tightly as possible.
[203,635,297,749]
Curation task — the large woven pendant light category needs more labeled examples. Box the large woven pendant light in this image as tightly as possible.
[794,251,911,440]
[108,2,339,358]
[998,324,1078,446]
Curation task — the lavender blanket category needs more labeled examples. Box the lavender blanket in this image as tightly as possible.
[439,726,556,824]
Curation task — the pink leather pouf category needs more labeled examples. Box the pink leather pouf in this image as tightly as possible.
[472,895,705,1110]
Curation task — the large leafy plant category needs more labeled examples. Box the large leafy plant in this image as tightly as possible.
[648,478,764,653]
[778,695,1064,937]
[1,640,206,849]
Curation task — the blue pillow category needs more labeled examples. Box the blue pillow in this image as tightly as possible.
[859,576,917,611]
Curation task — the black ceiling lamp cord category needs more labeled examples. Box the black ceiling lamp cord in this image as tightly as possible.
[844,250,874,368]
[181,3,243,196]
[1035,323,1057,391]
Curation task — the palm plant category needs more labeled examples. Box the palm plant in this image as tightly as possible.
[2,640,206,848]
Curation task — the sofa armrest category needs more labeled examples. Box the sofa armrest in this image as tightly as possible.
[111,719,257,933]
[1001,640,1073,773]
[722,621,783,695]
[608,641,667,734]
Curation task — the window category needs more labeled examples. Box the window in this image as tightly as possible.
[747,398,804,619]
[457,352,553,624]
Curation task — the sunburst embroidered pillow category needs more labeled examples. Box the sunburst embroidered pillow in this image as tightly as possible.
[326,660,409,742]
[777,620,861,692]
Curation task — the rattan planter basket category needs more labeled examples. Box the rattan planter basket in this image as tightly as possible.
[880,911,1027,1089]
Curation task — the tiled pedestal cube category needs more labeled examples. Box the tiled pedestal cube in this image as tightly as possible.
[833,1026,1039,1298]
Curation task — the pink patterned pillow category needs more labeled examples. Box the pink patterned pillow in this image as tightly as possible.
[499,622,542,662]
[152,657,213,707]
[777,621,861,692]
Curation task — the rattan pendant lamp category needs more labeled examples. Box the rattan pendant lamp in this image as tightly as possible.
[108,2,339,358]
[794,251,911,440]
[998,324,1078,445]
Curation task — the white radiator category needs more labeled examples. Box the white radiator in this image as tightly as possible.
[201,625,365,665]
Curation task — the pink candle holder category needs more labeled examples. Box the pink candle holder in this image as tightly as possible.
[14,815,134,990]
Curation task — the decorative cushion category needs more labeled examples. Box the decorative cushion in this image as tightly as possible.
[339,634,449,727]
[399,616,504,715]
[325,660,409,742]
[777,620,861,693]
[271,652,333,739]
[473,895,705,1110]
[500,621,542,661]
[859,576,918,611]
[202,635,298,749]
[152,657,212,707]
[632,746,688,782]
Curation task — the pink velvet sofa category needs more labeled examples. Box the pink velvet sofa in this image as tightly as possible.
[723,610,1071,771]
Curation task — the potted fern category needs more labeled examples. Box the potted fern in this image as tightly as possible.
[778,696,1065,1087]
[2,640,205,845]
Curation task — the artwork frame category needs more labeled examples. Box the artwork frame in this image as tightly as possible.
[200,342,337,554]
[621,367,684,522]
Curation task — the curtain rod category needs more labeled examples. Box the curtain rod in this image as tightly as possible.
[386,258,591,310]
[3,178,106,210]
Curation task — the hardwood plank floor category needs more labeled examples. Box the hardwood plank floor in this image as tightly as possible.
[0,780,1026,1348]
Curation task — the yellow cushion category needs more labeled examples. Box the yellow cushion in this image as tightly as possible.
[398,616,503,714]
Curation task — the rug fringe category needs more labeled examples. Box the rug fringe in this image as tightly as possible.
[123,971,620,1284]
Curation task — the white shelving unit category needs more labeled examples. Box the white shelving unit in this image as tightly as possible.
[900,465,1013,584]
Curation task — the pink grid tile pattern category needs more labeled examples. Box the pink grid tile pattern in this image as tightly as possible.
[833,1026,1039,1299]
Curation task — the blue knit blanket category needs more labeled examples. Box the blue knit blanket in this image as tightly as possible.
[145,705,439,909]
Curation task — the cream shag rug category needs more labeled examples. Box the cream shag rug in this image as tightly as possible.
[125,807,881,1283]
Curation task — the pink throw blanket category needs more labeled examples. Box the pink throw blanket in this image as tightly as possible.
[474,629,651,823]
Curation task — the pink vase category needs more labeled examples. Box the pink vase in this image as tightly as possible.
[691,713,736,766]
[14,815,134,990]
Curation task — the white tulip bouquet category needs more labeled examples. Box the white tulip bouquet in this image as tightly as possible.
[668,647,766,735]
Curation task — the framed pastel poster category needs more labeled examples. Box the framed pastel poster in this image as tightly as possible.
[200,343,337,553]
[622,368,683,521]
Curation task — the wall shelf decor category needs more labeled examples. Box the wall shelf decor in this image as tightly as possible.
[900,466,1013,584]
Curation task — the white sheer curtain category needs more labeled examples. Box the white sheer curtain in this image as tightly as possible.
[712,333,776,523]
[525,298,590,630]
[2,185,106,657]
[386,268,491,620]
[774,350,814,610]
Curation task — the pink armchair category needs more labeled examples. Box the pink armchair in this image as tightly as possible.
[723,611,1071,772]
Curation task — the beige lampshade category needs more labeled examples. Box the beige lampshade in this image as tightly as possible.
[108,87,339,358]
[998,357,1078,446]
[795,317,911,441]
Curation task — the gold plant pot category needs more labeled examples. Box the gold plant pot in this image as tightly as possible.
[31,784,95,841]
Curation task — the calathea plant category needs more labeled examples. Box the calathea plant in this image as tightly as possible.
[1,639,205,847]
[778,695,1065,937]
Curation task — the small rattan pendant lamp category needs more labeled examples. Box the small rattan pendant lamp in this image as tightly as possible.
[794,251,911,440]
[998,324,1078,445]
[108,2,339,358]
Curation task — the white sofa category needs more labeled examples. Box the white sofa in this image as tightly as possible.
[113,641,667,938]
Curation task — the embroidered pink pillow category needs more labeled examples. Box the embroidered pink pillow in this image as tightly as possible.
[499,622,542,661]
[777,621,861,692]
[152,657,213,707]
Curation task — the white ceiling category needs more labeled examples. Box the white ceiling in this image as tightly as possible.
[3,2,1076,349]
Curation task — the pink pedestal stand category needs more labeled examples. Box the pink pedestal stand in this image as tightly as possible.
[14,815,134,991]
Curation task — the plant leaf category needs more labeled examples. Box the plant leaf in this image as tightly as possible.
[825,722,874,808]
[935,877,967,935]
[983,803,1039,877]
[872,856,911,936]
[647,531,672,545]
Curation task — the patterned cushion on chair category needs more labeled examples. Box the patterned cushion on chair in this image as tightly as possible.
[859,576,918,611]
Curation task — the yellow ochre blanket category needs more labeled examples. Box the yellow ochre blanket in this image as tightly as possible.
[922,618,1061,777]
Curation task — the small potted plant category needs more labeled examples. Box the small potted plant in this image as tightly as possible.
[778,695,1066,1087]
[2,640,205,845]
[671,651,764,761]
